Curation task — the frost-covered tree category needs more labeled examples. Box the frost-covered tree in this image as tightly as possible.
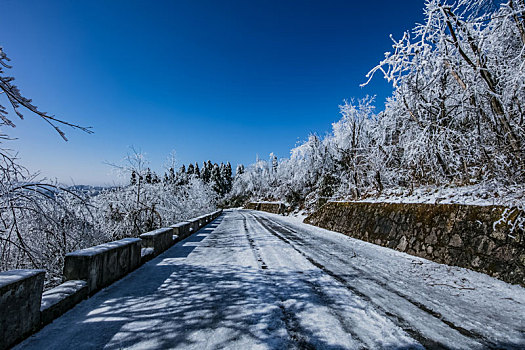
[236,164,245,176]
[0,47,92,139]
[363,0,525,184]
[201,160,212,183]
[167,167,175,184]
[0,46,93,284]
[229,0,525,211]
[194,162,201,178]
[83,150,219,240]
[211,163,222,195]
[187,163,195,176]
[270,153,278,174]
[221,162,233,193]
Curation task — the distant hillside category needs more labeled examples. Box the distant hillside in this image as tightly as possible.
[67,185,114,197]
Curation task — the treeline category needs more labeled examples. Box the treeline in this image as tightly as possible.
[228,0,525,210]
[130,161,236,196]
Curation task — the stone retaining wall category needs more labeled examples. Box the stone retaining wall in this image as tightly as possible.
[305,202,524,286]
[245,202,286,214]
[0,209,222,349]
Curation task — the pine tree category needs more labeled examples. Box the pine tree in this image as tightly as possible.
[219,163,226,194]
[152,173,160,184]
[176,164,187,186]
[236,164,245,176]
[187,163,195,175]
[201,161,212,183]
[168,167,175,184]
[210,163,222,194]
[222,162,233,193]
[194,162,200,178]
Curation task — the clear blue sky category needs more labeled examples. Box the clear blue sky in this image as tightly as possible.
[1,0,424,185]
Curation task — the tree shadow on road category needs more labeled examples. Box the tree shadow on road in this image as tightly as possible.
[19,217,359,349]
[19,213,521,350]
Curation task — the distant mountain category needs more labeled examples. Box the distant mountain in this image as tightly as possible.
[66,185,115,197]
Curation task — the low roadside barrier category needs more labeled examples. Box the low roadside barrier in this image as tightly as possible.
[0,209,222,350]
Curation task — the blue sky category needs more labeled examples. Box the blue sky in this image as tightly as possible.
[1,0,424,185]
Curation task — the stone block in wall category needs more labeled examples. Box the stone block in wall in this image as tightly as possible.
[140,227,174,256]
[187,218,201,233]
[63,238,142,294]
[245,202,286,214]
[40,280,88,327]
[0,269,45,350]
[170,212,220,243]
[171,221,190,240]
[197,215,208,228]
[140,247,155,264]
[244,202,258,210]
[210,210,222,220]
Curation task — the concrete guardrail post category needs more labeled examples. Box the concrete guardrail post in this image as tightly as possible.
[0,269,45,349]
[63,238,142,294]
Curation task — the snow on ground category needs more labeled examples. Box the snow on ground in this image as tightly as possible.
[17,209,525,349]
[345,182,525,207]
[261,211,525,347]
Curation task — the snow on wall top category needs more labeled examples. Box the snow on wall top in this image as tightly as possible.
[170,221,190,228]
[40,280,87,310]
[140,227,173,238]
[0,269,45,289]
[338,184,525,208]
[65,238,141,257]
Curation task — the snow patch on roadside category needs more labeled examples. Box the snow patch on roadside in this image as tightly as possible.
[340,183,525,207]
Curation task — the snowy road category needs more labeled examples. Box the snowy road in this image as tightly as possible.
[18,210,525,349]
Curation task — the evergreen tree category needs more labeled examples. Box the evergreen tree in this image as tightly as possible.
[210,163,222,194]
[152,173,160,184]
[168,167,175,184]
[201,161,212,183]
[219,163,226,194]
[222,162,233,193]
[194,162,200,178]
[187,163,195,175]
[176,165,187,186]
[236,164,245,176]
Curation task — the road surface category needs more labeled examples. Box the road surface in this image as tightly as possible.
[18,209,525,349]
